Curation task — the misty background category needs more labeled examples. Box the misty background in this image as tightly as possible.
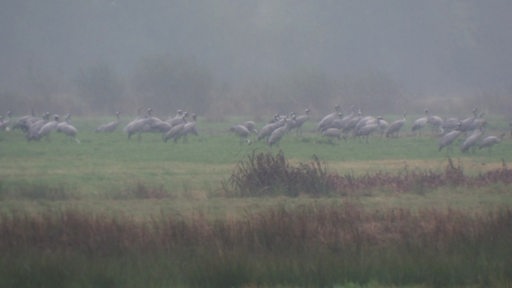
[1,0,511,119]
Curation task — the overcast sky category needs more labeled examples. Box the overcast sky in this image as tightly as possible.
[1,0,511,96]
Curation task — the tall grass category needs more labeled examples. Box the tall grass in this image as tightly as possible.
[1,204,511,287]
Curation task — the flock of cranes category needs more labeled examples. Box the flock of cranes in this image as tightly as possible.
[3,111,80,143]
[229,105,508,153]
[0,108,199,144]
[0,106,509,154]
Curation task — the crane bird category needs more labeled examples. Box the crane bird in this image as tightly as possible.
[438,124,462,151]
[427,112,443,134]
[242,121,258,134]
[289,108,310,136]
[321,127,342,143]
[96,112,121,132]
[267,120,290,147]
[478,133,505,152]
[142,108,173,133]
[57,116,80,143]
[230,124,252,144]
[467,112,487,132]
[36,114,60,140]
[385,113,406,138]
[353,115,376,136]
[441,117,460,134]
[411,109,429,136]
[257,119,284,142]
[460,128,483,153]
[179,113,198,142]
[376,116,389,136]
[166,109,185,126]
[317,105,341,131]
[162,113,188,143]
[26,112,51,141]
[12,110,39,133]
[354,121,380,143]
[123,108,156,140]
[342,109,362,135]
[459,108,478,132]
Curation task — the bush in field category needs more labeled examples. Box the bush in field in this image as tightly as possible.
[223,152,512,198]
[223,150,334,197]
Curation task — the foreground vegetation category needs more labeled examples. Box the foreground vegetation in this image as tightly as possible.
[1,119,511,287]
[1,203,511,288]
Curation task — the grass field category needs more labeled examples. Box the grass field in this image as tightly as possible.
[0,116,511,287]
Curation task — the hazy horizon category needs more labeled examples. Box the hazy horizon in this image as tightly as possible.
[1,1,511,116]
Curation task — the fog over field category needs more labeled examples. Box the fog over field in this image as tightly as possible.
[1,0,511,116]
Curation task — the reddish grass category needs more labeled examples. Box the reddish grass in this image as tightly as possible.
[224,152,512,196]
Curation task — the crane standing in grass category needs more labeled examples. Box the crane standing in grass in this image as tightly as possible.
[267,119,290,147]
[411,109,429,136]
[438,124,462,151]
[478,133,505,152]
[289,108,310,136]
[460,128,482,153]
[385,113,406,138]
[56,114,80,143]
[96,112,121,133]
[230,124,252,145]
[317,105,341,131]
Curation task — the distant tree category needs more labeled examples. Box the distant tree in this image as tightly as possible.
[286,70,338,113]
[339,71,405,114]
[74,63,125,114]
[132,55,213,114]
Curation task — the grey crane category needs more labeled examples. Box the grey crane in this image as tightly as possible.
[123,108,156,140]
[411,109,429,135]
[460,128,483,153]
[163,123,185,143]
[242,121,258,134]
[12,110,39,133]
[289,108,310,136]
[376,116,389,136]
[321,127,342,143]
[162,113,188,143]
[317,105,341,131]
[427,112,443,134]
[36,114,60,140]
[459,108,478,132]
[141,108,172,133]
[478,133,504,152]
[467,112,487,131]
[95,112,121,132]
[334,106,357,130]
[57,116,80,143]
[354,121,380,143]
[267,119,290,147]
[441,117,461,134]
[438,124,462,151]
[230,124,252,144]
[257,119,284,142]
[165,109,188,128]
[385,113,406,138]
[342,109,362,135]
[179,113,198,142]
[26,112,51,141]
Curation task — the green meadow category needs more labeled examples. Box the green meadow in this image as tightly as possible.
[0,116,511,287]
